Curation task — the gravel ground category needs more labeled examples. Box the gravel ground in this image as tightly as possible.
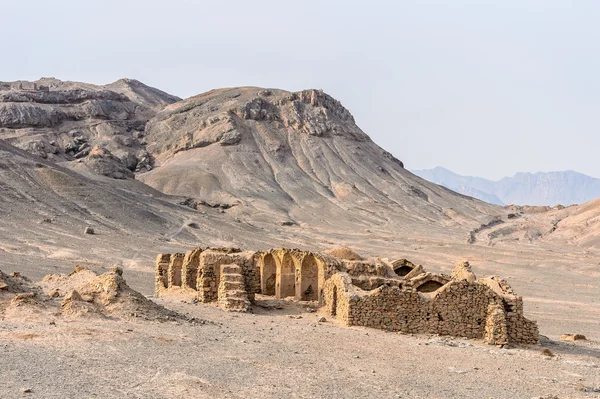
[1,296,598,399]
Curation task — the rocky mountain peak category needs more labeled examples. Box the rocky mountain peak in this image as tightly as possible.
[144,87,367,162]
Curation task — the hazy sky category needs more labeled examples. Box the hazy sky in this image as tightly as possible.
[2,1,599,180]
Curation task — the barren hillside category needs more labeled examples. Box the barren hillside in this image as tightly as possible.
[139,87,505,239]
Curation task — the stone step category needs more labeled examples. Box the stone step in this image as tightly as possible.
[221,264,242,274]
[220,273,245,283]
[218,263,250,312]
[220,281,246,291]
[226,289,249,298]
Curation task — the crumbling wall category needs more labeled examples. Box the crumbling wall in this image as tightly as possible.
[243,252,261,302]
[154,247,539,345]
[182,248,202,291]
[198,250,238,302]
[322,273,354,325]
[155,248,257,303]
[341,259,389,277]
[217,263,250,312]
[154,253,171,296]
[484,303,508,345]
[478,276,538,344]
[350,276,405,291]
[323,271,538,345]
[502,296,539,344]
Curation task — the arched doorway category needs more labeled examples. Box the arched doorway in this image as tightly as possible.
[277,253,296,298]
[261,254,276,296]
[299,255,319,301]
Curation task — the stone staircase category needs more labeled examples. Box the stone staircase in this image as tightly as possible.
[218,264,250,312]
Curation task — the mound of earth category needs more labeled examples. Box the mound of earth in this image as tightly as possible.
[0,270,33,293]
[324,247,363,261]
[0,267,182,322]
[0,270,55,320]
[42,266,182,321]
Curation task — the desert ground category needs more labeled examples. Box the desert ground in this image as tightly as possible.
[1,295,599,399]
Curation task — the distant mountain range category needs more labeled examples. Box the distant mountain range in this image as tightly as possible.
[411,166,600,206]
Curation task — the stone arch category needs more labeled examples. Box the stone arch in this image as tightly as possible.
[298,254,319,301]
[392,259,416,277]
[261,253,277,296]
[277,252,296,298]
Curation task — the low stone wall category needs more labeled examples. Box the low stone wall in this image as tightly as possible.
[323,272,539,345]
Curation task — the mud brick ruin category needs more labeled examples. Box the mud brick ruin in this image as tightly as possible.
[156,247,539,345]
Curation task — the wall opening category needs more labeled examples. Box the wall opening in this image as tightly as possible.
[416,280,444,293]
[300,255,319,301]
[172,265,182,287]
[278,253,296,298]
[394,265,413,277]
[262,253,277,296]
[183,250,201,290]
[331,285,338,316]
[159,266,168,288]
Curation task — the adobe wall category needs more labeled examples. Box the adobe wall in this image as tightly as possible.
[155,248,258,304]
[322,271,538,345]
[322,273,354,325]
[154,253,171,296]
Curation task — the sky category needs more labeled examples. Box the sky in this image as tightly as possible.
[1,0,599,180]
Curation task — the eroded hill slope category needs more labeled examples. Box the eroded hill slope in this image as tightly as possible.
[138,87,505,238]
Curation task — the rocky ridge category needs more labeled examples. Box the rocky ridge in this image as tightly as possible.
[0,77,180,178]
